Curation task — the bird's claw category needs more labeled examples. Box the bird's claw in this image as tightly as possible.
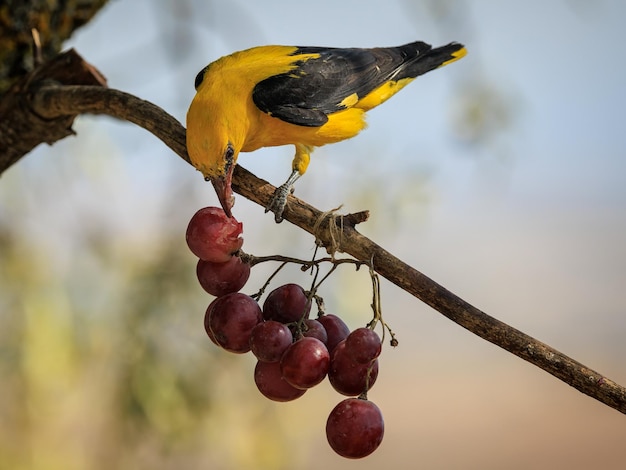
[265,183,293,223]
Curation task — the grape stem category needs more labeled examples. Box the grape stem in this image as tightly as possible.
[242,249,377,326]
[241,249,365,302]
[366,261,397,347]
[241,251,366,271]
[247,259,288,302]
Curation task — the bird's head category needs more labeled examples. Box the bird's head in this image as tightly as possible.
[206,142,237,218]
[187,68,242,218]
[187,129,239,218]
[200,144,236,217]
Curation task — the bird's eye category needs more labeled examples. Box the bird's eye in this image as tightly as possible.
[194,67,208,90]
[224,144,235,168]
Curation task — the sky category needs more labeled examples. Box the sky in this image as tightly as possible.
[2,0,625,468]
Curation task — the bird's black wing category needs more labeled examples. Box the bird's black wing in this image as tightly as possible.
[252,42,438,127]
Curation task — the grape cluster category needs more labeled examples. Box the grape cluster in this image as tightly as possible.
[186,207,386,459]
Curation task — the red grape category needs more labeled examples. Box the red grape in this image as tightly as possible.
[208,293,262,353]
[317,314,350,353]
[280,337,329,390]
[250,320,293,363]
[254,361,306,402]
[344,327,382,364]
[326,398,384,459]
[186,207,243,262]
[203,298,219,346]
[196,257,250,297]
[328,340,379,396]
[299,318,328,343]
[263,283,311,323]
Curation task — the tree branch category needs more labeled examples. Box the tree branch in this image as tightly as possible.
[32,84,190,164]
[2,54,625,415]
[0,0,109,94]
[0,49,107,172]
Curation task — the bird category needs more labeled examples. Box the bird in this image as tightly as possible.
[186,41,466,222]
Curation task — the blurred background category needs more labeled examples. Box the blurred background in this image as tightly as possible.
[1,0,625,468]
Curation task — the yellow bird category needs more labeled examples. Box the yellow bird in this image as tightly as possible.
[187,41,466,221]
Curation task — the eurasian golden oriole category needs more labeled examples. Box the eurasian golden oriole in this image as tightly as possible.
[186,41,466,221]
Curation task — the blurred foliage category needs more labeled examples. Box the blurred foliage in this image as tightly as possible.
[450,78,518,148]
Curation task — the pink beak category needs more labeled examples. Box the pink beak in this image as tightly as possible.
[211,167,235,218]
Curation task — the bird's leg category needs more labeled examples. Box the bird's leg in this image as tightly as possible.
[265,144,312,223]
[265,170,301,222]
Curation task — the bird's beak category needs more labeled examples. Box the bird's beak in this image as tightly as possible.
[211,166,235,218]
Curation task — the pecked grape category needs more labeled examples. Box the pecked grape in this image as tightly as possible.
[186,206,243,262]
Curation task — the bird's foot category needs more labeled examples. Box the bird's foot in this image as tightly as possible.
[265,170,301,223]
[265,183,294,223]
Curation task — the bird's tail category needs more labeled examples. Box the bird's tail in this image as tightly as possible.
[398,41,466,80]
